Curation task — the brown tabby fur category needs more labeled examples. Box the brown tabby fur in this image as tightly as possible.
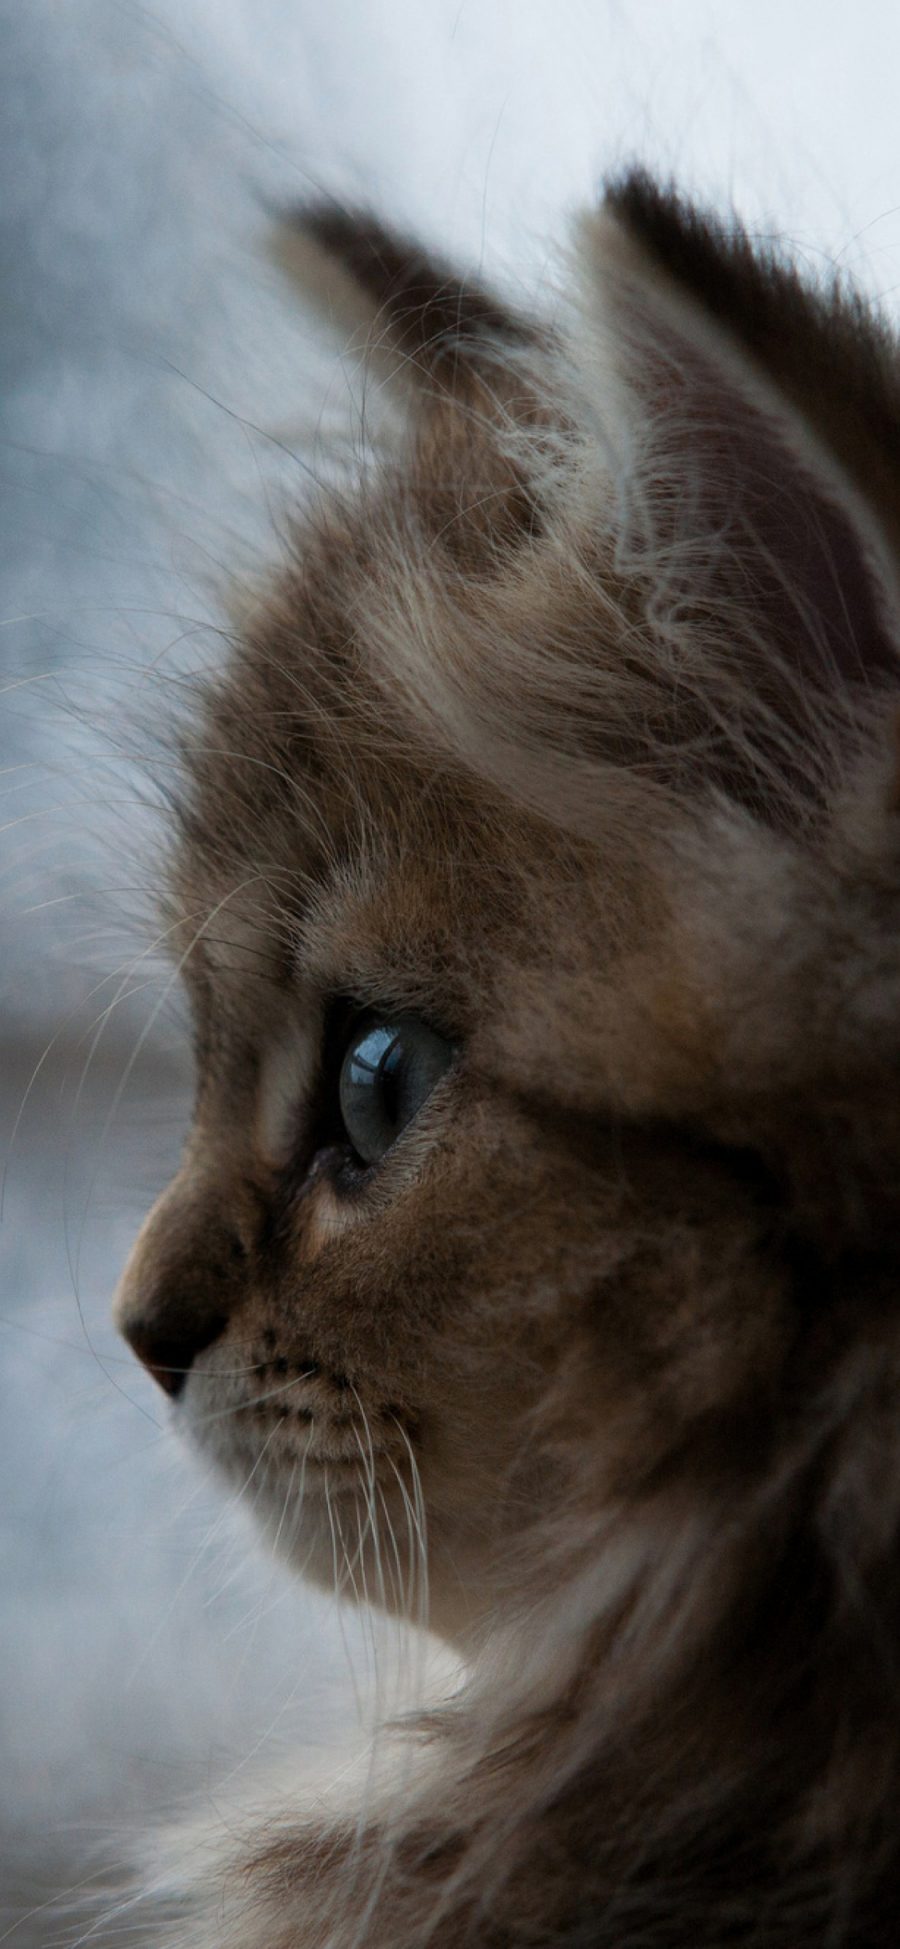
[114,173,900,1944]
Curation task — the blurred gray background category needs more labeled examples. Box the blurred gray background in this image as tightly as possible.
[3,1,900,1940]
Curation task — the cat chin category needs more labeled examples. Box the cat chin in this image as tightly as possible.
[184,1408,437,1624]
[189,1417,494,1647]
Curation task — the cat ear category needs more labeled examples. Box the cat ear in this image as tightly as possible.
[275,205,535,388]
[579,172,900,823]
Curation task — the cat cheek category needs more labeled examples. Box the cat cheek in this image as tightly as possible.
[255,1017,320,1168]
[299,1175,359,1257]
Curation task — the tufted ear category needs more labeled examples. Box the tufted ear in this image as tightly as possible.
[275,204,536,389]
[580,172,900,824]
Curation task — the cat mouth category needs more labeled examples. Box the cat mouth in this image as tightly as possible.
[192,1379,420,1496]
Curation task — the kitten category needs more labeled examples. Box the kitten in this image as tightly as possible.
[113,172,900,1945]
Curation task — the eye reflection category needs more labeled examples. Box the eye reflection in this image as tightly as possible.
[337,1014,453,1167]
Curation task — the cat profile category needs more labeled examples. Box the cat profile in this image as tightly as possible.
[113,172,900,1945]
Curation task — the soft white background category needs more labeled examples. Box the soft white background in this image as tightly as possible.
[3,2,900,1938]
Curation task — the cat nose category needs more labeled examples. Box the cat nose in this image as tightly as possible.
[122,1309,227,1400]
[114,1174,243,1399]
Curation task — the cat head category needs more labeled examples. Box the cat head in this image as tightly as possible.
[115,176,900,1657]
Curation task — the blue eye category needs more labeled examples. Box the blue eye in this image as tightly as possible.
[337,1014,453,1166]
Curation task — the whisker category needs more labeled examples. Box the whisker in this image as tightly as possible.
[122,1416,284,1691]
[323,1466,367,1728]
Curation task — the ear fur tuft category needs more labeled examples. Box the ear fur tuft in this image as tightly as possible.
[278,203,535,383]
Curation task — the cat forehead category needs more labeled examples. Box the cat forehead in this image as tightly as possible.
[174,418,649,943]
[172,491,613,971]
[170,784,581,1037]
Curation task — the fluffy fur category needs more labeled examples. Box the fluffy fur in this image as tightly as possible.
[113,173,900,1944]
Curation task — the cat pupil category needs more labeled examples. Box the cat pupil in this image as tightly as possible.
[337,1015,452,1166]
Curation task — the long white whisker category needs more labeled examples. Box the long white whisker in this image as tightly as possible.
[323,1466,366,1727]
[123,1417,283,1690]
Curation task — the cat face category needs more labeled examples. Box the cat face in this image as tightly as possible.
[115,180,900,1650]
